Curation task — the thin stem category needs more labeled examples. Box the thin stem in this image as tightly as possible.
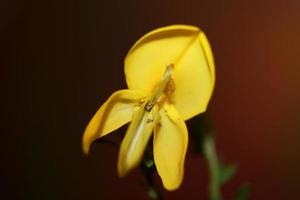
[141,146,163,200]
[203,134,222,200]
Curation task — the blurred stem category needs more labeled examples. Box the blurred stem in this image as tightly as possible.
[141,147,163,200]
[204,134,222,200]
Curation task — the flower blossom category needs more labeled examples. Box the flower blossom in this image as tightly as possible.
[82,25,215,190]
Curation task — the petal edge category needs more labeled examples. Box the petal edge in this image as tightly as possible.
[153,104,188,190]
[82,90,146,154]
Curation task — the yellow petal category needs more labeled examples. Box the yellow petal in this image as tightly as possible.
[172,31,215,120]
[118,104,159,177]
[153,103,188,191]
[125,25,215,120]
[82,89,146,155]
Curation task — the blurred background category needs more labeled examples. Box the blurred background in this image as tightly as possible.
[1,0,300,199]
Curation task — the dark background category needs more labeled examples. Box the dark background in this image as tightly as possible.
[1,0,300,199]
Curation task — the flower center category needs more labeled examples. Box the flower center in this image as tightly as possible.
[144,64,175,112]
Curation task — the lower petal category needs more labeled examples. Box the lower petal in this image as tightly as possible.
[118,104,159,177]
[82,89,146,154]
[153,103,188,191]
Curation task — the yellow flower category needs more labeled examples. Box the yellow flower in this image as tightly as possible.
[82,25,215,191]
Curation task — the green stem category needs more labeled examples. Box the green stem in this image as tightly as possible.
[203,134,222,200]
[141,147,163,200]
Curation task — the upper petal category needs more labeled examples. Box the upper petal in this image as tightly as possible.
[153,103,188,191]
[125,25,215,120]
[171,31,215,120]
[82,89,146,154]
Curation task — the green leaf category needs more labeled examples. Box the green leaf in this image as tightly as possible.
[234,184,251,200]
[219,164,237,185]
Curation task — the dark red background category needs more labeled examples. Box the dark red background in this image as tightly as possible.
[1,0,300,199]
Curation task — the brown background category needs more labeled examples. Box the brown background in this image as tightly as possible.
[1,0,300,199]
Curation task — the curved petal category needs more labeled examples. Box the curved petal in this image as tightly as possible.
[118,104,159,177]
[125,25,215,120]
[153,103,188,191]
[171,31,215,120]
[82,89,146,154]
[125,25,200,93]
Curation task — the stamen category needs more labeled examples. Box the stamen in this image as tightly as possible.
[144,64,174,111]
